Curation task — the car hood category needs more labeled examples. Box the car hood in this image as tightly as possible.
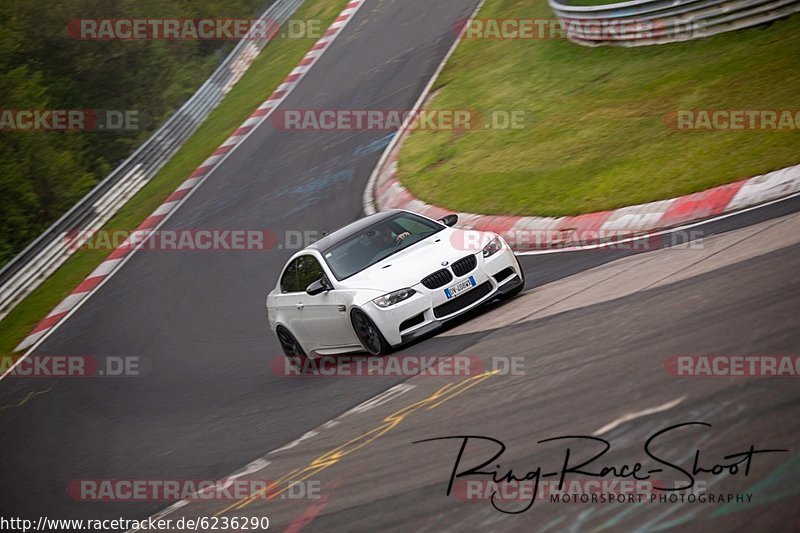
[339,228,493,292]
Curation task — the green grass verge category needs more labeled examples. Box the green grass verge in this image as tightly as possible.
[0,0,351,355]
[398,0,800,217]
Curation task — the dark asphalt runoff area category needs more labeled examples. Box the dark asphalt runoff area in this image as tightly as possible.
[1,0,799,529]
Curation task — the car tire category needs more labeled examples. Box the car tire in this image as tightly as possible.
[351,309,392,356]
[276,326,309,372]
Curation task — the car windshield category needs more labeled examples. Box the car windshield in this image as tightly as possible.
[322,212,444,280]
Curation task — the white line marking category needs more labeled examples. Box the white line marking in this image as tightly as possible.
[269,429,320,455]
[592,396,686,436]
[264,384,416,454]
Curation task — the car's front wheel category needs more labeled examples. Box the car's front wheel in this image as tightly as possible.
[351,309,392,356]
[276,326,309,372]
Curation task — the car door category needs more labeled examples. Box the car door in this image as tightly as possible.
[294,254,354,348]
[273,257,311,344]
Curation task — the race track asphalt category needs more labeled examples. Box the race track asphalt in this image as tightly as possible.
[1,0,798,529]
[259,241,800,532]
[143,213,800,532]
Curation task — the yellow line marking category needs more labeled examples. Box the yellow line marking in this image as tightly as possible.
[215,370,498,515]
[0,388,52,413]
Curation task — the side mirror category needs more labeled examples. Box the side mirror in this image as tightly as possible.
[306,277,330,296]
[439,214,458,227]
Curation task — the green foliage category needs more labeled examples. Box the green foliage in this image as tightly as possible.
[0,0,270,265]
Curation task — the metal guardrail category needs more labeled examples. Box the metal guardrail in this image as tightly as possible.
[548,0,800,45]
[0,0,305,320]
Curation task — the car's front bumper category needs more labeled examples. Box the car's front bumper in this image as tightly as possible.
[399,273,523,344]
[366,246,523,347]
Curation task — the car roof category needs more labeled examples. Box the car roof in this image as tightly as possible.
[308,209,412,252]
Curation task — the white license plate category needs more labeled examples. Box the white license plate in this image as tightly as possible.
[444,276,476,299]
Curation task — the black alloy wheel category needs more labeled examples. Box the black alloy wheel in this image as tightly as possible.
[277,326,309,371]
[351,309,391,356]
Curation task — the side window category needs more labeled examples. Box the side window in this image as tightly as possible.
[280,259,299,293]
[296,255,325,292]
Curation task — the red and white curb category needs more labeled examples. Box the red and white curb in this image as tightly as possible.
[369,136,800,253]
[11,0,367,355]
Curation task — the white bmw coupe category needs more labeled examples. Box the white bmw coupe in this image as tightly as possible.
[266,210,524,361]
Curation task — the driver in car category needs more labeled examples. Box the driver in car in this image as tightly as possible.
[376,224,411,246]
[363,224,411,262]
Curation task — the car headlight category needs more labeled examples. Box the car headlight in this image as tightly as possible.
[482,237,502,258]
[372,288,416,308]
